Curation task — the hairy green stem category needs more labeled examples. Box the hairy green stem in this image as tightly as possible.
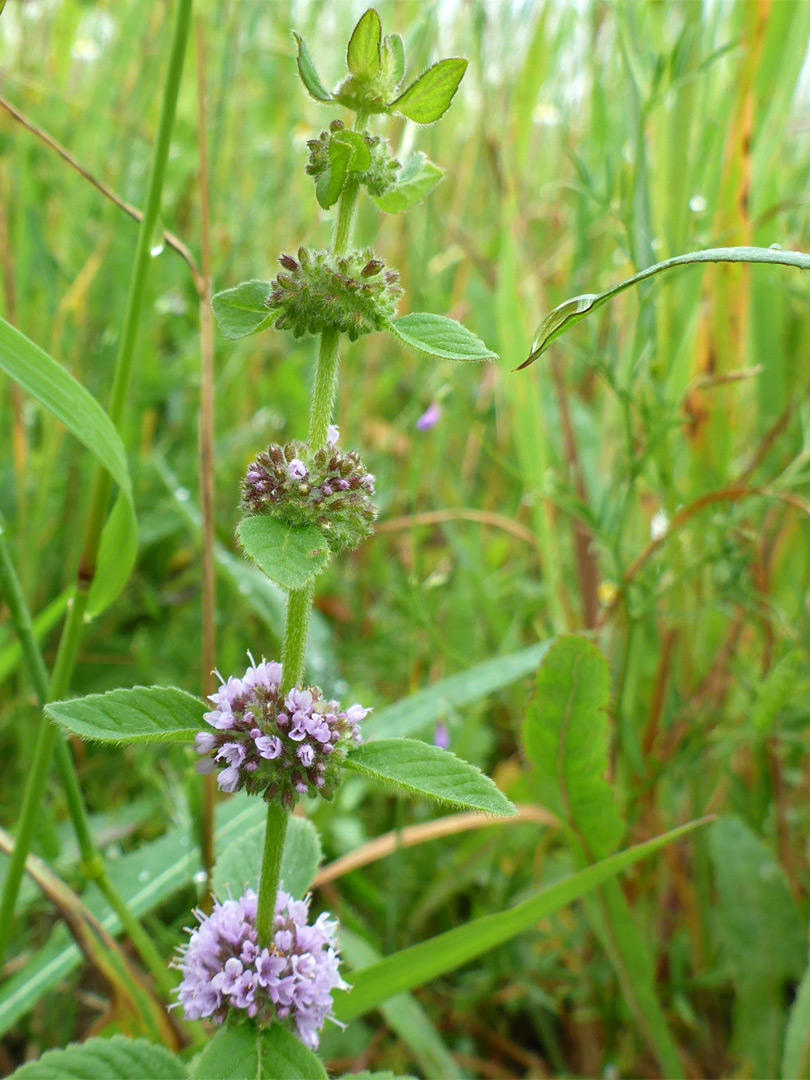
[255,802,289,947]
[258,140,366,937]
[0,0,193,971]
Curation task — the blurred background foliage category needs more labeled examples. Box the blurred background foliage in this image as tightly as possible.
[1,0,810,1076]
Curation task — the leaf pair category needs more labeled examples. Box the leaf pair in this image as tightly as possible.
[315,129,370,210]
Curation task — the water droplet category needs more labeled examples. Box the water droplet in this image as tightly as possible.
[192,870,207,885]
[769,242,782,251]
[137,869,150,882]
[175,487,189,502]
[149,214,166,258]
[689,194,707,213]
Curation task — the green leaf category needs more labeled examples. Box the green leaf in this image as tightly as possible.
[45,686,203,744]
[339,1074,416,1080]
[291,31,332,103]
[783,947,810,1079]
[373,152,443,215]
[86,492,139,617]
[523,636,624,859]
[345,739,516,816]
[335,130,372,173]
[346,9,381,78]
[315,138,350,210]
[520,246,810,368]
[334,819,710,1021]
[710,817,806,1078]
[10,1036,187,1079]
[191,1022,327,1080]
[212,280,274,340]
[388,58,468,123]
[0,316,131,499]
[388,312,497,362]
[236,516,330,591]
[212,815,322,899]
[364,639,552,740]
[339,930,461,1080]
[0,316,137,615]
[381,33,405,86]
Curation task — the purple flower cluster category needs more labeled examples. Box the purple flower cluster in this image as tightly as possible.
[195,656,368,806]
[241,427,377,553]
[174,888,347,1049]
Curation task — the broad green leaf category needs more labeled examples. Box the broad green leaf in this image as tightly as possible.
[236,516,330,591]
[373,152,443,215]
[335,130,372,173]
[364,639,552,740]
[345,738,515,816]
[710,817,806,1078]
[45,686,203,744]
[389,58,468,123]
[346,8,381,78]
[784,947,810,1079]
[520,246,810,368]
[212,815,322,899]
[10,1036,187,1079]
[212,281,274,340]
[291,31,332,103]
[86,492,139,617]
[388,313,497,362]
[0,795,268,1037]
[191,1022,327,1080]
[523,636,623,859]
[0,316,131,499]
[334,819,709,1021]
[315,138,350,210]
[339,929,462,1080]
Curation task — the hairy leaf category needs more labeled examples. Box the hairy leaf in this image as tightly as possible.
[191,1022,326,1080]
[523,636,623,859]
[10,1036,187,1079]
[212,815,322,899]
[291,31,332,102]
[236,516,330,591]
[346,738,515,816]
[381,33,405,86]
[212,280,274,340]
[373,152,443,214]
[389,58,468,123]
[388,312,497,362]
[334,820,709,1020]
[45,686,203,744]
[521,246,810,368]
[346,8,381,78]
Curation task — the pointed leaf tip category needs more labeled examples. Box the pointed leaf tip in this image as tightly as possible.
[292,31,333,103]
[347,9,382,78]
[389,57,468,124]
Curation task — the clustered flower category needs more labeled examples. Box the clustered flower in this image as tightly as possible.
[173,888,347,1049]
[195,656,368,806]
[241,426,376,553]
[266,247,403,340]
[306,119,400,198]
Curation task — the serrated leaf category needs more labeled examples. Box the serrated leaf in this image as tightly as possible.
[212,815,322,899]
[191,1022,327,1080]
[347,9,381,78]
[388,57,467,123]
[212,280,274,340]
[523,636,624,859]
[388,312,497,362]
[45,686,203,744]
[10,1036,187,1079]
[237,516,330,591]
[373,152,443,214]
[291,31,332,103]
[345,738,516,816]
[334,819,710,1021]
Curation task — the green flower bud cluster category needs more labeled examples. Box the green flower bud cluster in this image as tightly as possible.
[267,247,402,341]
[242,436,377,554]
[306,120,399,198]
